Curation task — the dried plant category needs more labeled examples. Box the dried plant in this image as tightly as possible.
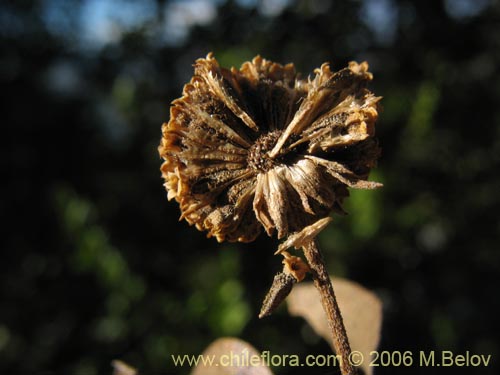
[159,53,381,375]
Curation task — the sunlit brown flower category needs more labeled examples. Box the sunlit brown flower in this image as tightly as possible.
[159,53,381,243]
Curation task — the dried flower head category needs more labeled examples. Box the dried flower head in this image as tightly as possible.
[159,53,381,243]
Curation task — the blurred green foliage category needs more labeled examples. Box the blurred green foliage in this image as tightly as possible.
[2,0,500,374]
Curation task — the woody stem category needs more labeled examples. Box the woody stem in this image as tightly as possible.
[302,240,357,375]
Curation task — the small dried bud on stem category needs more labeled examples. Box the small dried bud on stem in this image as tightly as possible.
[259,251,310,318]
[259,272,296,318]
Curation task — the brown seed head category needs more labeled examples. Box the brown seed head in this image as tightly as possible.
[248,130,283,172]
[159,53,381,243]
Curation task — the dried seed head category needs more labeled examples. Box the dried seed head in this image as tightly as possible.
[159,53,381,243]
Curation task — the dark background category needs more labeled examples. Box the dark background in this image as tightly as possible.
[2,0,500,374]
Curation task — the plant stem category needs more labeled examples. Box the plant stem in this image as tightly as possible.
[302,240,356,375]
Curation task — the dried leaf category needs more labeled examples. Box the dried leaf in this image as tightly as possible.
[191,337,274,375]
[287,277,382,375]
[111,360,137,375]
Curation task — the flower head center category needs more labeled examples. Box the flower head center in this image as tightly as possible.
[248,130,283,172]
